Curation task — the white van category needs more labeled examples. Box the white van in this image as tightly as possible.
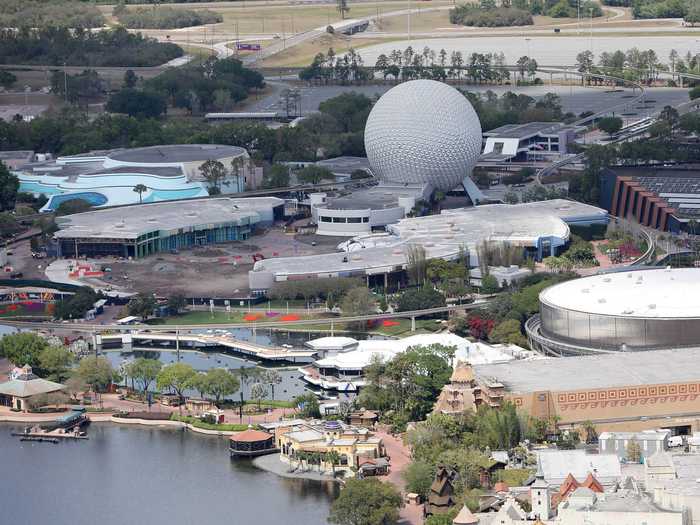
[668,435,685,448]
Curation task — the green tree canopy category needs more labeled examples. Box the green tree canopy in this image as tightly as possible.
[294,392,321,418]
[480,274,500,294]
[0,70,17,89]
[489,319,527,347]
[327,478,402,525]
[0,161,19,212]
[403,460,435,500]
[318,92,373,133]
[38,345,75,383]
[125,357,162,392]
[128,293,157,320]
[202,368,240,403]
[296,165,335,184]
[396,287,446,312]
[77,356,114,393]
[597,116,623,136]
[473,402,522,450]
[156,363,196,400]
[106,89,166,119]
[359,344,453,424]
[54,198,92,216]
[167,293,187,314]
[262,164,290,189]
[0,332,49,370]
[54,286,100,320]
[340,287,377,316]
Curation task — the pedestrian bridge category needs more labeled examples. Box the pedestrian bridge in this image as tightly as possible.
[97,331,316,364]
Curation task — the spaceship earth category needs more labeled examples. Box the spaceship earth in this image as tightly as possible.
[364,79,483,192]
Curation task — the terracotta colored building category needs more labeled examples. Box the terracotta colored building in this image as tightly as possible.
[458,348,700,433]
[600,167,700,233]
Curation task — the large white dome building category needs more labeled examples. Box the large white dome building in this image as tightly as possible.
[528,268,700,355]
[364,79,482,192]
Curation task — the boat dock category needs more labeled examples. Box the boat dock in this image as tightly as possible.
[97,332,316,363]
[13,431,88,441]
[13,407,90,442]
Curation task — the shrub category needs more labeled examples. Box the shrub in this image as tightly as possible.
[0,27,182,67]
[450,5,533,26]
[170,414,253,432]
[396,287,446,313]
[117,7,222,29]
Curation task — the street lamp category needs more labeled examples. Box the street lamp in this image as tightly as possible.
[589,8,594,54]
[577,0,581,35]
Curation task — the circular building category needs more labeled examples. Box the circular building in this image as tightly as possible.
[104,144,248,181]
[363,80,482,192]
[528,268,700,355]
[229,427,277,457]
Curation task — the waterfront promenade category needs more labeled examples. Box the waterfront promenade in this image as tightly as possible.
[0,393,296,425]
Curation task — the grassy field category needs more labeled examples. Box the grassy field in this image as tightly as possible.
[260,33,392,67]
[157,310,324,325]
[101,1,453,42]
[156,309,444,336]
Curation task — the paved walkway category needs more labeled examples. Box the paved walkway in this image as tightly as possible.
[253,453,337,482]
[375,428,423,525]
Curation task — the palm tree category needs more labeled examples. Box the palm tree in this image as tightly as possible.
[133,184,148,204]
[261,370,282,401]
[326,450,341,476]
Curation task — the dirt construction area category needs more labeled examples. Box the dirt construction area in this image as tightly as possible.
[85,228,341,297]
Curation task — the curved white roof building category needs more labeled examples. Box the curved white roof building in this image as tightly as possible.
[531,268,700,354]
[14,145,250,210]
[249,199,608,291]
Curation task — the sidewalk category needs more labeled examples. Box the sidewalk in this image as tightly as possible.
[375,428,423,525]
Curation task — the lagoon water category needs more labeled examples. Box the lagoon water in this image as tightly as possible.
[0,423,336,525]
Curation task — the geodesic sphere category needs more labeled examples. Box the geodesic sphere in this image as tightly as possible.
[364,79,483,192]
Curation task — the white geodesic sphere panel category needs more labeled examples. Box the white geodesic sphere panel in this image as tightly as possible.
[364,80,483,192]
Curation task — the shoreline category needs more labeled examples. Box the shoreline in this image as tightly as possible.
[252,452,341,483]
[0,416,343,484]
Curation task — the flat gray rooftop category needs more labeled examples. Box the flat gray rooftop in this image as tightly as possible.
[108,144,245,164]
[484,122,575,139]
[253,199,607,277]
[22,162,182,181]
[54,197,284,240]
[324,183,426,211]
[474,347,700,393]
[0,150,33,160]
[316,156,371,174]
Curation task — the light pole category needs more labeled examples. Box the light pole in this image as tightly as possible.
[589,8,594,54]
[525,37,531,59]
[577,0,581,36]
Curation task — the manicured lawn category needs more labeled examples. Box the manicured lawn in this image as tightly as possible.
[157,309,444,337]
[158,310,323,325]
[170,414,254,432]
